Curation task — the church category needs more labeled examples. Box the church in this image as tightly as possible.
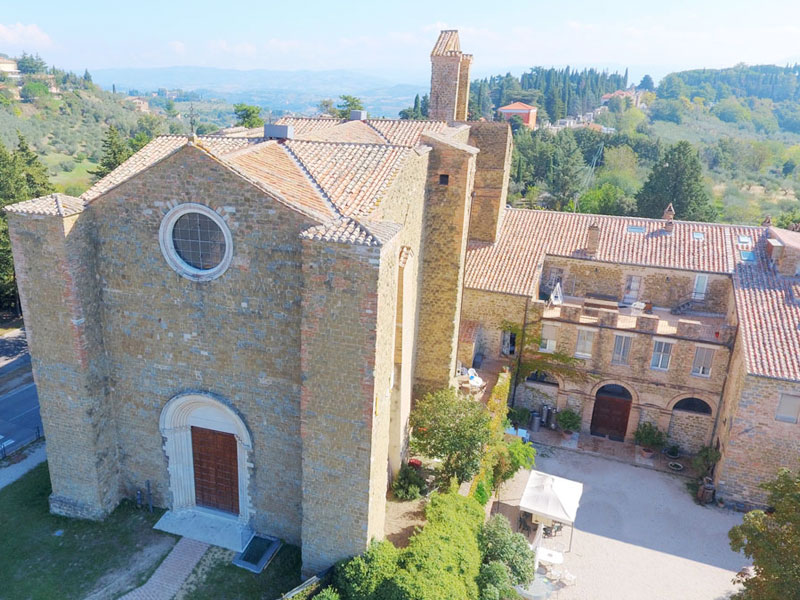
[6,29,800,575]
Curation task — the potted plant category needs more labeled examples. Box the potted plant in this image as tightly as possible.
[633,422,666,458]
[556,409,582,439]
[665,444,681,459]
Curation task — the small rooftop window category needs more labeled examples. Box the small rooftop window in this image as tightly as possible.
[740,250,756,262]
[627,225,646,234]
[693,232,705,241]
[738,235,752,245]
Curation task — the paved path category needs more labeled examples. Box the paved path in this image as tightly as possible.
[120,537,209,600]
[0,441,47,491]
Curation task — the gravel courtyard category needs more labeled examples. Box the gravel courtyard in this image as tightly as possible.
[498,447,746,600]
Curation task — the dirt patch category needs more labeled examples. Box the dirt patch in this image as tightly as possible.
[384,497,426,548]
[175,545,236,600]
[84,534,177,600]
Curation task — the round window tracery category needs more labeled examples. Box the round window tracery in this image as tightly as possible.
[159,203,233,281]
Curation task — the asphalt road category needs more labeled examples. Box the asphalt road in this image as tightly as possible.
[0,382,42,453]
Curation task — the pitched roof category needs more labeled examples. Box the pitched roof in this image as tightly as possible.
[285,140,410,218]
[498,102,536,111]
[274,117,455,147]
[5,193,84,217]
[300,217,401,247]
[431,30,461,56]
[465,208,800,381]
[295,120,388,144]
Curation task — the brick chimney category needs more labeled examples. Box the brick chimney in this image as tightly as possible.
[663,203,675,234]
[761,215,772,226]
[586,222,600,255]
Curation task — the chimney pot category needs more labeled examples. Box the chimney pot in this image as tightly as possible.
[663,203,675,221]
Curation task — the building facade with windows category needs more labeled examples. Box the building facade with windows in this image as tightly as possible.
[460,206,800,508]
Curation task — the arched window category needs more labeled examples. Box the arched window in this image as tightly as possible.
[596,384,632,400]
[673,397,712,415]
[526,370,558,385]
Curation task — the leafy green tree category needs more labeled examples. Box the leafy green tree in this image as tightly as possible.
[650,98,686,124]
[337,95,365,118]
[479,514,536,586]
[728,467,800,600]
[776,209,800,229]
[657,73,688,100]
[546,130,585,210]
[477,561,517,600]
[410,388,491,483]
[507,115,525,134]
[89,126,132,181]
[638,74,655,91]
[13,135,53,199]
[579,183,636,215]
[636,141,716,222]
[83,69,92,83]
[711,98,751,123]
[232,103,263,128]
[164,99,178,118]
[492,437,536,492]
[20,81,49,103]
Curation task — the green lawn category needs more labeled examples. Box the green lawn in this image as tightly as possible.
[0,462,176,600]
[41,152,94,196]
[178,544,303,600]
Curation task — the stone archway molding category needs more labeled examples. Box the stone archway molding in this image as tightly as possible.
[159,392,253,523]
[665,392,718,417]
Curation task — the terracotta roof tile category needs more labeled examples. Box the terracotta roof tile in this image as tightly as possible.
[366,119,453,146]
[295,120,388,144]
[285,140,409,218]
[276,116,454,147]
[498,102,536,111]
[5,193,84,217]
[431,30,461,56]
[300,217,401,247]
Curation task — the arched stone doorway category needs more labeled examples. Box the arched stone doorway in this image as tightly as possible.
[590,384,633,442]
[667,397,714,454]
[159,393,253,522]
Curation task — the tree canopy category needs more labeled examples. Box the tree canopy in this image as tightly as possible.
[89,126,131,181]
[232,103,263,128]
[636,141,716,221]
[337,95,364,118]
[728,467,800,600]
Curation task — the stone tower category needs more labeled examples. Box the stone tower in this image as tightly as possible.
[429,30,472,122]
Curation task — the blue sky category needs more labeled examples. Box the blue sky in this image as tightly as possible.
[3,0,800,84]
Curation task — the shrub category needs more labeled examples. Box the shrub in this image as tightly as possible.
[633,421,666,449]
[58,159,76,172]
[333,540,400,599]
[315,587,341,600]
[392,463,425,501]
[508,406,530,427]
[556,409,581,433]
[479,514,536,586]
[692,445,721,477]
[474,481,491,506]
[477,561,517,600]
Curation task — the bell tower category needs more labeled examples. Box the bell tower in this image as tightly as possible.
[429,30,472,122]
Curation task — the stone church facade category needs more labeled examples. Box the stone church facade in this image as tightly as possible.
[5,29,800,575]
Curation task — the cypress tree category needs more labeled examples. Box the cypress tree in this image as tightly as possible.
[89,125,132,181]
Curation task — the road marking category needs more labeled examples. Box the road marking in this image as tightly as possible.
[0,382,35,403]
[9,405,39,421]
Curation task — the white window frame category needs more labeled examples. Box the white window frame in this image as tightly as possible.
[575,328,595,358]
[611,334,633,365]
[159,203,233,282]
[775,393,800,424]
[540,322,559,354]
[691,346,714,377]
[650,339,673,371]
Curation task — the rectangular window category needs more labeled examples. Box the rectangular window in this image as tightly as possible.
[691,346,714,377]
[540,323,558,353]
[775,394,800,424]
[612,335,632,365]
[501,331,516,356]
[439,174,449,185]
[651,340,673,370]
[575,329,594,358]
[623,275,642,304]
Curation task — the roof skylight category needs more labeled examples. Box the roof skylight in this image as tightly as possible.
[627,225,646,234]
[740,250,756,262]
[693,232,705,241]
[738,235,752,245]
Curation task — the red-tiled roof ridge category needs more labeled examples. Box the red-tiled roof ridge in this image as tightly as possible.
[431,30,461,56]
[499,102,536,111]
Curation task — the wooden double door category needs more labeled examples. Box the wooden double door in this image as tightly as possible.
[590,392,632,442]
[191,426,239,514]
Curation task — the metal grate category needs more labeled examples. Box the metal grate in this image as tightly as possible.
[172,212,226,270]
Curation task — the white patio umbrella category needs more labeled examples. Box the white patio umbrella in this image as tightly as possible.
[519,470,583,551]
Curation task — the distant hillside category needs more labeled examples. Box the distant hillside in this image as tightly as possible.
[92,66,427,117]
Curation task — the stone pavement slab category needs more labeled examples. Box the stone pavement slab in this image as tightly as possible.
[0,441,46,491]
[120,537,208,600]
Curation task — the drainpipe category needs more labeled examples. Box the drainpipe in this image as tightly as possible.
[510,296,530,407]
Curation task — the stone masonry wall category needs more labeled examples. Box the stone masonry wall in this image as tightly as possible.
[460,288,527,358]
[668,410,713,454]
[429,56,461,121]
[90,145,312,542]
[413,135,477,396]
[8,210,119,519]
[543,256,732,314]
[467,122,512,244]
[715,374,800,507]
[299,238,385,574]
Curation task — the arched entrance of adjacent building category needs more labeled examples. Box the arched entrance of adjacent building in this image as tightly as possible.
[160,393,252,521]
[590,384,633,442]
